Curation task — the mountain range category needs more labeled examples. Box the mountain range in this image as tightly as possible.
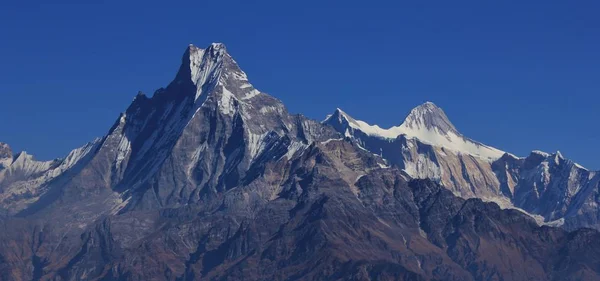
[1,43,600,281]
[323,102,600,231]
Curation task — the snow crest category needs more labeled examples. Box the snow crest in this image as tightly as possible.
[325,104,505,161]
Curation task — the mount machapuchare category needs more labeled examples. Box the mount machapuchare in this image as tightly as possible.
[1,43,600,281]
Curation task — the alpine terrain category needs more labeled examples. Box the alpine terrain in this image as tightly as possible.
[1,43,600,281]
[323,103,600,231]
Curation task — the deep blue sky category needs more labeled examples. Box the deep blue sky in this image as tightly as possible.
[1,1,599,168]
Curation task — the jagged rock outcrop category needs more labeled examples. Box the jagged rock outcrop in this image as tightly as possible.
[0,143,11,170]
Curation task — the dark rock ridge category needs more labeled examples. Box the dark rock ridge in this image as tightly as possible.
[1,43,600,280]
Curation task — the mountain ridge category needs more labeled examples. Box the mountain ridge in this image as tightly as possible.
[1,43,600,280]
[324,103,600,231]
[326,103,591,169]
[324,103,505,161]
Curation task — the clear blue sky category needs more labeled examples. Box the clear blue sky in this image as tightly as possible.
[1,1,599,168]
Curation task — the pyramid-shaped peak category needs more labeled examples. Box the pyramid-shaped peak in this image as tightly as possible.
[332,108,350,119]
[401,101,457,134]
[170,42,241,101]
[324,108,361,126]
[407,102,446,118]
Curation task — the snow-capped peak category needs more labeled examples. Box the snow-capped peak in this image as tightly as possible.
[528,150,588,171]
[175,43,259,108]
[323,103,505,161]
[182,43,230,101]
[401,101,457,134]
[330,108,359,127]
[324,108,400,138]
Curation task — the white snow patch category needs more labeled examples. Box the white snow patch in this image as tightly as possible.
[504,152,521,159]
[320,138,343,145]
[219,87,236,115]
[355,174,365,183]
[188,45,224,102]
[480,196,547,225]
[241,89,260,100]
[115,135,131,169]
[402,153,441,181]
[247,131,268,159]
[283,142,307,160]
[344,128,352,138]
[232,70,248,81]
[110,195,132,215]
[544,218,565,227]
[355,142,369,152]
[574,163,588,170]
[260,106,279,114]
[532,150,551,157]
[187,143,208,176]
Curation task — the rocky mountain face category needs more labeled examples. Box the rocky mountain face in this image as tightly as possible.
[1,43,600,280]
[0,141,99,215]
[0,143,12,170]
[324,103,600,231]
[494,151,600,230]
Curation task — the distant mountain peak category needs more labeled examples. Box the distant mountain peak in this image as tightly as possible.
[401,101,457,134]
[329,108,359,126]
[323,102,505,161]
[0,142,12,170]
[531,150,587,169]
[0,142,11,156]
